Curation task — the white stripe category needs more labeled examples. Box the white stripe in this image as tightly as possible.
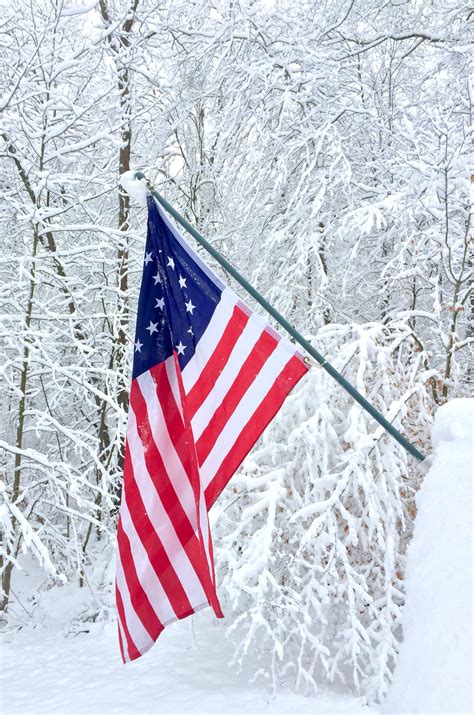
[191,313,265,440]
[137,370,197,531]
[200,341,295,489]
[165,355,184,423]
[117,614,130,662]
[126,408,208,606]
[196,479,213,584]
[116,553,153,655]
[120,494,176,624]
[182,288,238,393]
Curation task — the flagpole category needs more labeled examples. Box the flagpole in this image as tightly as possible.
[134,173,425,463]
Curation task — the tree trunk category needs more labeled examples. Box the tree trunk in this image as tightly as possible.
[1,226,40,612]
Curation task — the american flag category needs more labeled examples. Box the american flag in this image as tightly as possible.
[116,196,309,662]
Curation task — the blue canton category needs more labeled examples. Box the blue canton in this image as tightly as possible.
[132,197,222,379]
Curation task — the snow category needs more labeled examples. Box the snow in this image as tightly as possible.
[383,398,473,714]
[0,610,373,715]
[61,1,100,16]
[1,409,472,715]
[119,170,149,207]
[431,397,474,445]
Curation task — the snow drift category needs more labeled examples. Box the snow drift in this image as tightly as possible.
[384,398,473,713]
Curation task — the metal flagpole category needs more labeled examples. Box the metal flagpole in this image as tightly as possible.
[135,173,425,463]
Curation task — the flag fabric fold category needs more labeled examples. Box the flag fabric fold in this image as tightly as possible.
[116,195,309,662]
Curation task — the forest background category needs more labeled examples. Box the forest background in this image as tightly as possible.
[0,0,472,704]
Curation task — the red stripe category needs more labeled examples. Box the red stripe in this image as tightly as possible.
[131,375,198,540]
[130,378,222,616]
[205,355,308,508]
[196,329,278,466]
[170,353,224,618]
[187,305,249,418]
[117,517,164,641]
[149,361,198,497]
[123,440,194,619]
[150,361,185,451]
[116,582,141,662]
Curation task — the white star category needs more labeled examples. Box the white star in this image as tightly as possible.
[185,299,196,315]
[175,341,186,355]
[153,272,161,285]
[167,256,175,270]
[134,339,143,353]
[187,327,194,336]
[178,275,187,289]
[146,320,159,335]
[144,251,153,265]
[155,297,165,310]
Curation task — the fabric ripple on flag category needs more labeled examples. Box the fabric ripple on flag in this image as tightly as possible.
[116,195,309,662]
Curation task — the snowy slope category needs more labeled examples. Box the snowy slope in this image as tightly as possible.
[383,398,473,714]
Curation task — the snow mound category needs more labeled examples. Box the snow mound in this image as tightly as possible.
[119,170,149,207]
[431,397,474,446]
[383,398,473,714]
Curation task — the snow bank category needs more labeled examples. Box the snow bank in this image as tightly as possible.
[431,397,474,445]
[119,170,149,206]
[383,398,473,714]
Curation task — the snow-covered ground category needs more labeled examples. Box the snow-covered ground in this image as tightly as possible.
[1,399,472,715]
[0,611,373,715]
